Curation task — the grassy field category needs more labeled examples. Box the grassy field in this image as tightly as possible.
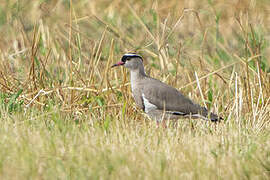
[0,0,270,179]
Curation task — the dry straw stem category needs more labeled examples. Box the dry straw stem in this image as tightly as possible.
[0,0,269,179]
[180,54,261,89]
[69,0,74,107]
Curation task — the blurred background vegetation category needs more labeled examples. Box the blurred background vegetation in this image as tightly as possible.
[0,0,269,179]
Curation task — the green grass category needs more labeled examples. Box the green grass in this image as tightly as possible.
[0,110,269,179]
[0,0,270,179]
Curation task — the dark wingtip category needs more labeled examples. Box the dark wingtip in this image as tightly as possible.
[210,116,223,122]
[210,112,223,122]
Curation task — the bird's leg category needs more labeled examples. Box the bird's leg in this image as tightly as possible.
[156,120,167,128]
[171,119,179,128]
[158,110,168,128]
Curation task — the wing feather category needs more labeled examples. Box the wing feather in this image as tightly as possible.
[142,78,208,116]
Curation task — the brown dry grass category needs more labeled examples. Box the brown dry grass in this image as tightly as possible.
[0,0,269,179]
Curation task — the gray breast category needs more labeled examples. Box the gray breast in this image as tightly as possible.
[131,83,145,110]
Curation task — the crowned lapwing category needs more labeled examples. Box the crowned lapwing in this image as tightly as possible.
[112,53,222,122]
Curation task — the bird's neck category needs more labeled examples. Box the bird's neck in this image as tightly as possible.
[130,66,146,83]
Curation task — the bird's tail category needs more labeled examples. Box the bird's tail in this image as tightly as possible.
[209,112,223,122]
[199,106,223,122]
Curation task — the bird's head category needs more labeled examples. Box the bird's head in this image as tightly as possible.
[111,53,143,70]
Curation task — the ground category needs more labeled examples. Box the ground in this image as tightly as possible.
[0,0,269,179]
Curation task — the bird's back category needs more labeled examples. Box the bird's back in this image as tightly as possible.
[140,77,221,121]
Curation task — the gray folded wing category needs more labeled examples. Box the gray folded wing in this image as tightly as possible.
[142,78,209,117]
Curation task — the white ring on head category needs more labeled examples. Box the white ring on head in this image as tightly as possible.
[124,54,142,58]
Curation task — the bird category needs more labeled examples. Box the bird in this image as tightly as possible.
[112,53,223,123]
